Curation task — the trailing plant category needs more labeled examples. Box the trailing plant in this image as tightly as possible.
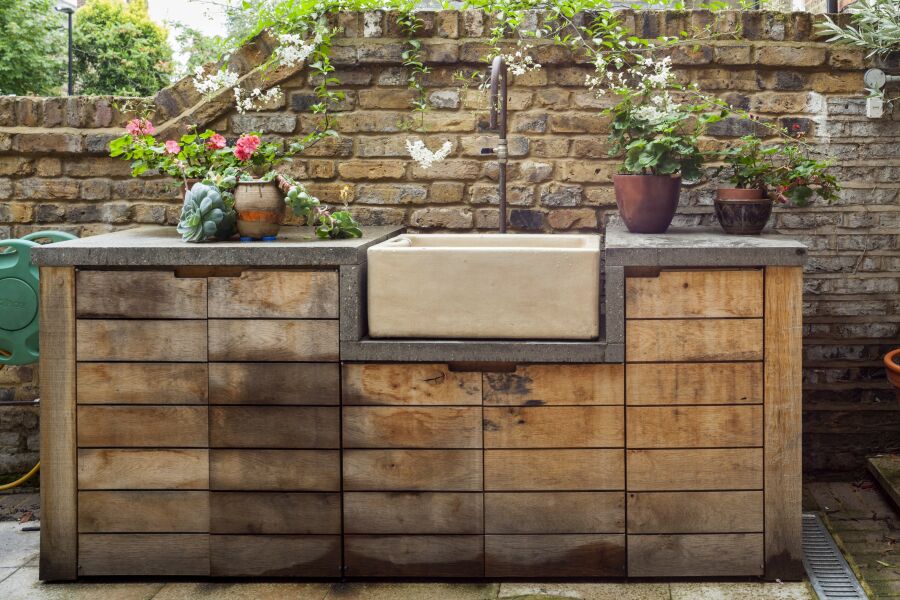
[177,182,237,243]
[817,0,900,59]
[397,2,430,129]
[717,135,775,190]
[282,178,362,239]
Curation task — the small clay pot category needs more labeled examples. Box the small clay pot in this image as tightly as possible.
[234,180,285,240]
[613,174,682,234]
[885,348,900,402]
[714,188,773,235]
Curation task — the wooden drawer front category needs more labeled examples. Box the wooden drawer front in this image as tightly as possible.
[628,533,764,577]
[78,491,208,533]
[343,450,482,491]
[342,363,482,406]
[626,362,763,405]
[485,534,626,577]
[626,406,763,449]
[485,492,625,534]
[483,364,624,406]
[627,491,764,534]
[211,492,340,534]
[210,450,340,491]
[77,320,207,362]
[77,363,209,405]
[344,535,483,577]
[210,535,341,577]
[210,406,339,449]
[208,319,338,362]
[77,406,208,448]
[344,492,483,534]
[483,406,623,448]
[208,270,339,319]
[343,407,481,449]
[78,449,208,490]
[79,533,209,576]
[76,270,207,319]
[626,319,763,362]
[484,450,624,491]
[626,270,763,319]
[209,362,339,405]
[627,449,763,491]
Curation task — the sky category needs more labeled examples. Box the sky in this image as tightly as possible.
[146,0,233,72]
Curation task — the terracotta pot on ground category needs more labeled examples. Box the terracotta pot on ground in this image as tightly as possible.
[885,348,900,402]
[613,174,682,234]
[234,180,285,240]
[714,188,773,235]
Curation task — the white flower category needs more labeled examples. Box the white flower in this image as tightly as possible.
[501,48,540,77]
[193,67,240,97]
[406,139,453,170]
[275,31,320,67]
[233,86,284,114]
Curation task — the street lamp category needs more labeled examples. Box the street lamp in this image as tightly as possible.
[55,0,76,96]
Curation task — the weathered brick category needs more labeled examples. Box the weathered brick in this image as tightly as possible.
[0,202,33,223]
[357,43,404,63]
[338,160,407,180]
[436,10,459,39]
[756,44,825,68]
[428,182,465,203]
[557,160,612,184]
[351,206,406,226]
[462,10,484,37]
[81,179,111,201]
[290,91,356,112]
[714,44,753,65]
[550,113,609,134]
[355,184,426,205]
[34,158,61,177]
[540,183,583,207]
[410,160,480,181]
[17,178,80,200]
[410,207,473,229]
[424,41,459,63]
[358,89,416,110]
[520,161,553,183]
[13,133,82,154]
[429,90,460,109]
[508,209,544,230]
[469,184,534,206]
[749,92,808,114]
[512,113,548,134]
[460,135,527,157]
[231,113,297,134]
[0,157,34,177]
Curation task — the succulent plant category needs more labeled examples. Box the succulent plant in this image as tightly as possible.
[177,182,237,243]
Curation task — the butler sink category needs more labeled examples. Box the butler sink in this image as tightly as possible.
[367,234,601,340]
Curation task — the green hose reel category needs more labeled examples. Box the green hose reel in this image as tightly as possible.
[0,231,78,366]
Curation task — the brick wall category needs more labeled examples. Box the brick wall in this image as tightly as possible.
[0,10,897,478]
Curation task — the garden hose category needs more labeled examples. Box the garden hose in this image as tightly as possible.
[0,460,39,491]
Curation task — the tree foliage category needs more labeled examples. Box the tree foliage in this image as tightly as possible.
[73,0,173,96]
[0,0,66,95]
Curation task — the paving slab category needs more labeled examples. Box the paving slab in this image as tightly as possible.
[0,521,39,568]
[498,582,669,600]
[0,567,16,584]
[669,582,814,600]
[153,581,331,599]
[326,582,499,600]
[0,567,164,600]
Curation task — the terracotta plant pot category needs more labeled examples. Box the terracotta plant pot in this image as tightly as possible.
[234,180,285,240]
[714,188,773,235]
[885,348,900,402]
[613,174,682,234]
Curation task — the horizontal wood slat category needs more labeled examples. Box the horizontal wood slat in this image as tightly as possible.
[625,362,763,405]
[626,270,763,319]
[342,407,482,449]
[76,406,208,448]
[628,533,764,577]
[208,319,338,362]
[76,320,207,362]
[344,535,484,577]
[483,364,624,406]
[210,492,340,535]
[76,270,207,319]
[209,406,339,449]
[483,406,624,448]
[626,319,763,362]
[626,405,763,448]
[485,492,625,534]
[78,534,209,576]
[484,450,624,491]
[210,450,340,492]
[78,491,208,533]
[208,362,339,405]
[208,269,339,319]
[342,363,482,406]
[210,535,341,577]
[77,449,208,490]
[627,491,764,534]
[344,492,483,534]
[485,534,626,577]
[627,449,763,491]
[343,450,483,491]
[76,363,209,405]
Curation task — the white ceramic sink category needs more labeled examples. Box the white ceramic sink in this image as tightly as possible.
[367,234,601,340]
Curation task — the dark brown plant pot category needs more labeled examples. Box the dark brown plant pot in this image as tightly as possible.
[714,189,773,235]
[613,174,682,234]
[885,349,900,402]
[234,180,285,240]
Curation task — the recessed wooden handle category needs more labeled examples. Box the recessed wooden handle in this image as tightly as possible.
[448,361,517,373]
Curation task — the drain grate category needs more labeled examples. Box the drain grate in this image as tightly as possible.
[803,512,869,600]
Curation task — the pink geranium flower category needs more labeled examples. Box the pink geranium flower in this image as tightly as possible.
[234,134,261,161]
[206,133,227,150]
[164,140,181,154]
[125,118,155,137]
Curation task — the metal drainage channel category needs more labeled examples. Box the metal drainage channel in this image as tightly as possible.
[803,512,869,600]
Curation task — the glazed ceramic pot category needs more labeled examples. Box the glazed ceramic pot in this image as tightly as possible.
[885,348,900,402]
[612,174,682,234]
[234,180,285,240]
[714,188,773,235]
